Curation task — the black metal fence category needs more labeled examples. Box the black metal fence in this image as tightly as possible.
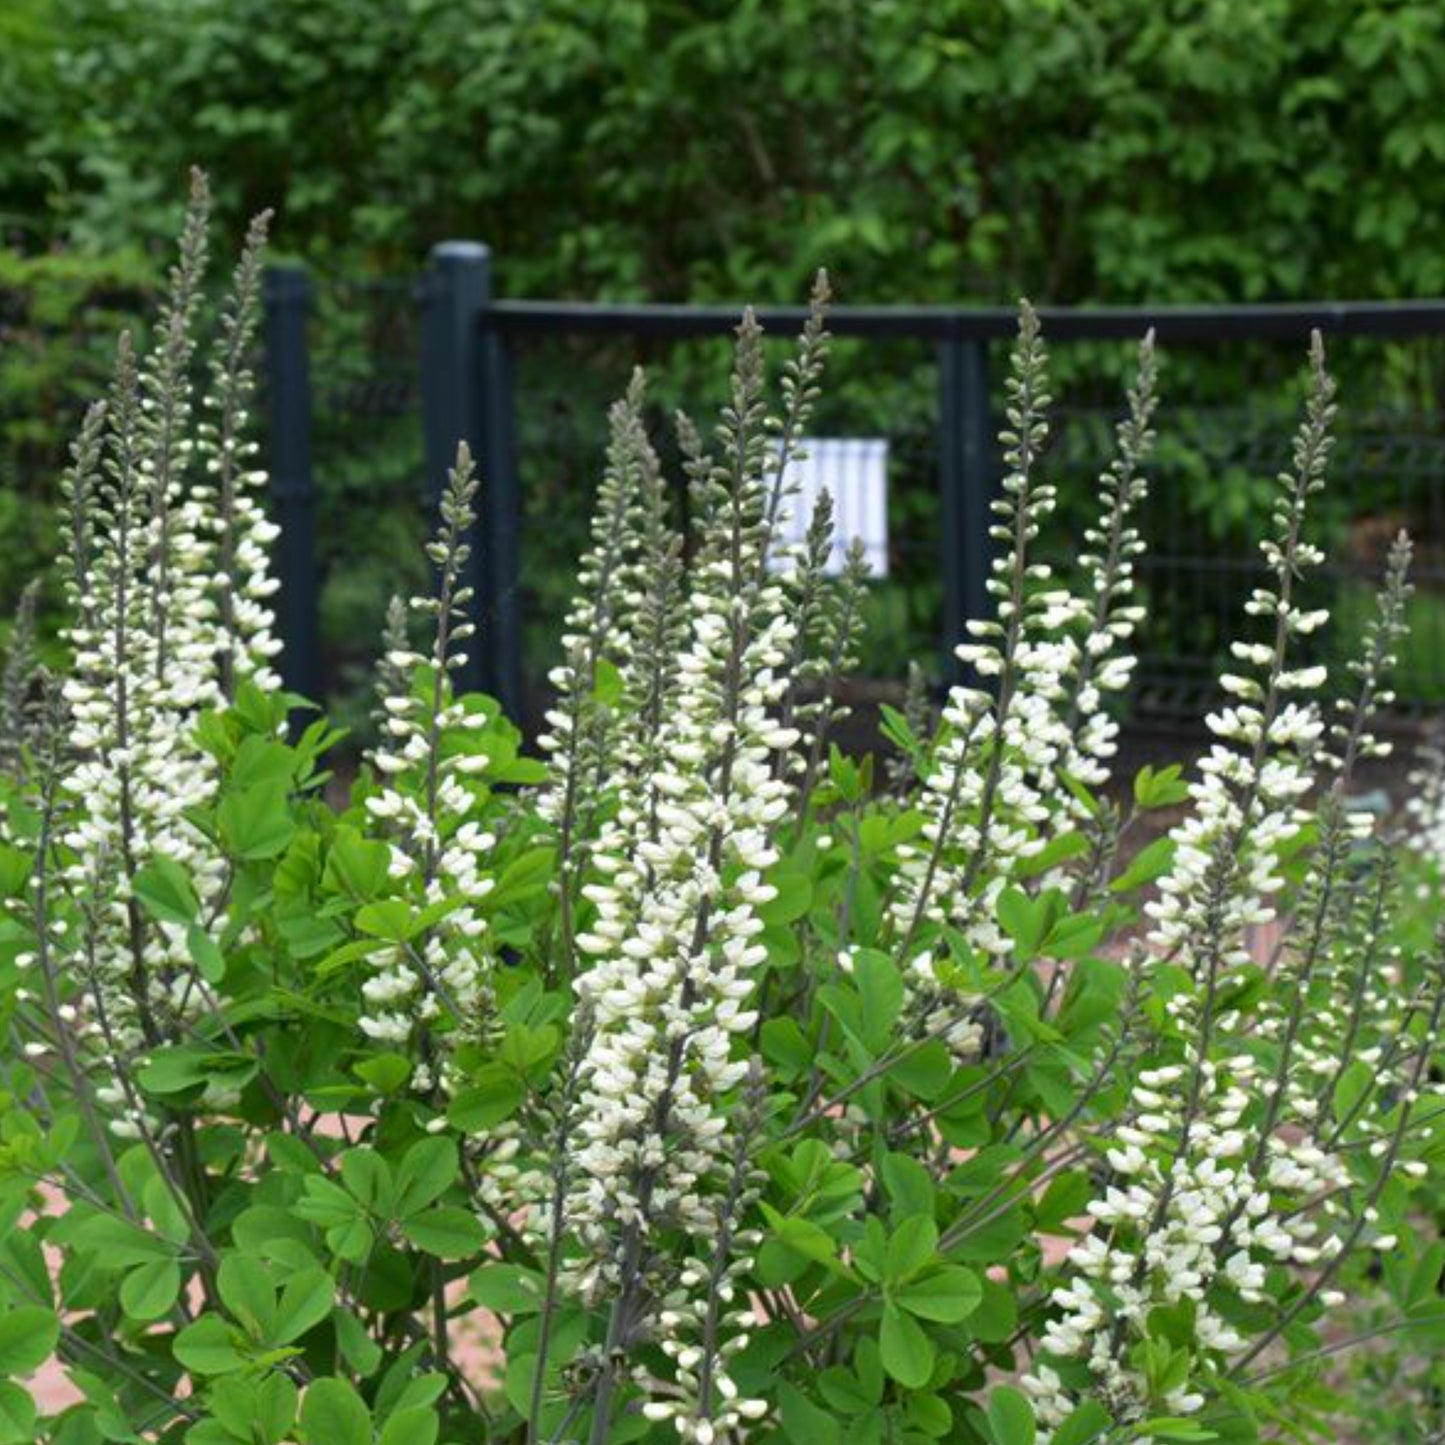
[262,244,1445,730]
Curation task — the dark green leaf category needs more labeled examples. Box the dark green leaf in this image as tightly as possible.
[879,1303,933,1388]
[300,1378,371,1445]
[401,1207,486,1259]
[986,1386,1036,1445]
[174,1316,248,1376]
[894,1266,982,1323]
[132,857,199,926]
[0,1308,58,1377]
[120,1258,181,1322]
[0,1383,35,1445]
[219,779,296,860]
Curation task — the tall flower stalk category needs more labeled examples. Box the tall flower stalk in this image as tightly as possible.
[362,444,497,1090]
[563,291,832,1442]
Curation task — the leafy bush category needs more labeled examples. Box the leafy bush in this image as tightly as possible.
[4,191,1445,1445]
[14,0,1445,303]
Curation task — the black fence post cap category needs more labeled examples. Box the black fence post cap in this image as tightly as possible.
[431,241,492,266]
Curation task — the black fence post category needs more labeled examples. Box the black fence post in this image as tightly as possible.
[262,265,322,706]
[938,336,994,684]
[421,241,522,719]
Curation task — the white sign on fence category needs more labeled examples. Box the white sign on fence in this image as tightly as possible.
[774,437,889,578]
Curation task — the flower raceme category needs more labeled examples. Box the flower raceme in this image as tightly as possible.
[2,204,1443,1445]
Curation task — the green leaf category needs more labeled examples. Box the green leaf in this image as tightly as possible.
[1333,1058,1374,1125]
[132,857,199,926]
[778,1382,842,1445]
[315,937,386,979]
[487,848,555,910]
[340,1148,394,1215]
[591,656,623,706]
[324,827,392,899]
[894,1266,982,1323]
[395,1137,459,1218]
[880,1152,935,1221]
[1042,912,1105,959]
[828,744,861,803]
[759,1204,842,1271]
[74,1213,176,1266]
[174,1316,248,1376]
[219,778,296,860]
[328,1218,374,1265]
[447,1065,525,1131]
[885,1214,938,1282]
[257,1374,300,1444]
[401,1207,486,1258]
[209,1375,297,1445]
[0,846,27,903]
[0,1383,35,1445]
[187,923,226,983]
[996,887,1061,958]
[120,1258,181,1322]
[0,1308,58,1377]
[878,703,920,767]
[295,1175,362,1229]
[986,1386,1037,1445]
[1111,837,1175,893]
[1036,1170,1093,1232]
[274,1268,335,1345]
[354,900,415,943]
[354,1053,413,1095]
[854,949,904,1047]
[378,1406,440,1445]
[140,1046,256,1096]
[334,1309,383,1378]
[300,1378,371,1445]
[1051,1399,1110,1445]
[758,867,813,927]
[817,1365,876,1415]
[137,1046,209,1095]
[888,1038,953,1100]
[761,1017,813,1077]
[218,1256,276,1340]
[879,1303,934,1388]
[1135,1420,1217,1442]
[1134,763,1190,810]
[469,1264,546,1314]
[907,1391,953,1438]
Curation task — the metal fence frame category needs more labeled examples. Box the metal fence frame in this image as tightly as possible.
[262,243,1445,720]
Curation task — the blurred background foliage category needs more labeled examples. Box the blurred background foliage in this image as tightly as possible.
[6,0,1445,718]
[9,0,1445,297]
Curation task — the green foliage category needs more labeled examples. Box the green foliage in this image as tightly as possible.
[9,0,1445,302]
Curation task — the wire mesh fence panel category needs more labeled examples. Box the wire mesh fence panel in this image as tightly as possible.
[506,325,1445,728]
[501,329,947,722]
[257,269,1445,744]
[306,275,430,735]
[1036,333,1445,720]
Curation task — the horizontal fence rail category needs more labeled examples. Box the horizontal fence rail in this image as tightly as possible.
[260,243,1445,735]
[489,297,1445,341]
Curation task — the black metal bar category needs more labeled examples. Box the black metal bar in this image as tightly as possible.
[420,242,523,718]
[261,265,322,706]
[490,296,1445,343]
[422,242,488,517]
[938,339,994,683]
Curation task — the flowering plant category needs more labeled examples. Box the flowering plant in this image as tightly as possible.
[3,183,1445,1445]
